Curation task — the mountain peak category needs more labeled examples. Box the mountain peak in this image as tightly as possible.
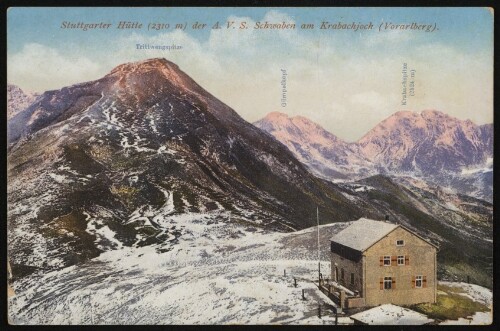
[108,58,178,75]
[420,109,449,119]
[390,109,448,120]
[9,58,251,145]
[261,112,320,128]
[256,111,343,142]
[253,112,371,179]
[368,110,456,134]
[106,58,188,87]
[358,108,490,173]
[264,111,289,120]
[392,110,416,117]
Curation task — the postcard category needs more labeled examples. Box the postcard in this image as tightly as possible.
[6,7,493,325]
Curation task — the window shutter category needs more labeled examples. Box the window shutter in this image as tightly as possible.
[423,276,427,288]
[380,278,383,290]
[391,256,397,266]
[379,257,383,266]
[392,277,396,290]
[405,256,410,265]
[412,276,415,288]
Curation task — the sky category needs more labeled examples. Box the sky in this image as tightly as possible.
[7,7,493,141]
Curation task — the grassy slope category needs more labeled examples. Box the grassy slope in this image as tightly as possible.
[411,284,490,321]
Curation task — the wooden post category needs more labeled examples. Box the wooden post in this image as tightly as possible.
[318,305,321,319]
[284,269,286,277]
[302,289,305,300]
[294,278,297,288]
[467,275,470,284]
[318,262,321,285]
[317,206,320,285]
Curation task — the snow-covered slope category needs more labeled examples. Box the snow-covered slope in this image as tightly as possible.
[8,220,351,325]
[8,217,492,325]
[7,84,40,120]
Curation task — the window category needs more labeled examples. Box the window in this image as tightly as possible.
[380,277,396,290]
[415,275,423,288]
[341,268,345,280]
[397,255,405,266]
[396,240,405,246]
[384,277,392,290]
[383,256,391,266]
[350,273,355,285]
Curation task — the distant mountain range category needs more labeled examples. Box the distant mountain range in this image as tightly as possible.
[254,110,493,202]
[253,112,374,179]
[7,58,492,288]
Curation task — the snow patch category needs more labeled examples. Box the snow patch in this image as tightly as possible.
[49,173,72,184]
[350,304,433,325]
[439,312,492,325]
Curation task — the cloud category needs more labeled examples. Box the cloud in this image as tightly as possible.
[7,43,102,92]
